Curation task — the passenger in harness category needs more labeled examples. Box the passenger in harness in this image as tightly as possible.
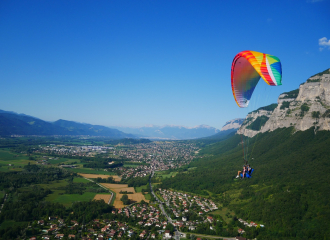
[236,165,246,179]
[236,164,254,179]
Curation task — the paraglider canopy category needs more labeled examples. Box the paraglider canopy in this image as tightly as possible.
[231,50,282,108]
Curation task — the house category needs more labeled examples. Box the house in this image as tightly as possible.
[128,229,135,237]
[139,230,147,238]
[109,229,116,237]
[101,226,110,232]
[182,216,187,221]
[38,220,44,225]
[207,216,213,223]
[68,235,75,239]
[165,230,171,238]
[151,233,156,238]
[42,236,50,240]
[71,220,79,226]
[238,228,245,234]
[55,234,64,239]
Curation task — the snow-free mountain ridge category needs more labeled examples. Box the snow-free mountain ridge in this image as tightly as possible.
[238,68,330,137]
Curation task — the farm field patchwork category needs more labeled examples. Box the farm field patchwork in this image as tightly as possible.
[93,194,112,204]
[79,173,121,182]
[100,183,149,208]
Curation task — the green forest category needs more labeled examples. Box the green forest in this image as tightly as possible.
[160,127,330,239]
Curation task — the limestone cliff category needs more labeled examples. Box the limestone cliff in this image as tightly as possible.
[237,68,330,137]
[220,118,244,131]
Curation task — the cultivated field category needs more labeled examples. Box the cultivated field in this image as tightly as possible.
[78,173,122,182]
[93,194,112,204]
[101,183,148,208]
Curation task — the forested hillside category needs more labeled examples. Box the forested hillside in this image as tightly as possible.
[160,127,330,239]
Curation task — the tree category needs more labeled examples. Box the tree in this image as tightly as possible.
[312,111,320,119]
[120,194,130,205]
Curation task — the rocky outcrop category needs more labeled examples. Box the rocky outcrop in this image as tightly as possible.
[238,68,330,137]
[221,118,244,131]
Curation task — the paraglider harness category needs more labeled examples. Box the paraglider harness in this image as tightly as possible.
[239,159,254,178]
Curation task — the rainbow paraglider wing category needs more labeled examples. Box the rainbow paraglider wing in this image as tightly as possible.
[231,51,282,108]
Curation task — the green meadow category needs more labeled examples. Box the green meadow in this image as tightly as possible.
[47,157,79,164]
[155,171,178,179]
[0,149,34,172]
[68,168,114,175]
[0,149,27,160]
[45,191,97,207]
[73,177,91,183]
[135,184,148,193]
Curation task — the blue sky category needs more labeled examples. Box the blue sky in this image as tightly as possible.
[1,0,329,129]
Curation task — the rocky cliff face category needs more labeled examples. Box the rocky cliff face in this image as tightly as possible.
[220,118,244,131]
[238,68,330,137]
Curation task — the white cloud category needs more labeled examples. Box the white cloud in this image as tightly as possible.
[319,37,330,51]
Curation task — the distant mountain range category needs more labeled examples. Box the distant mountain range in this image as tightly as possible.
[113,125,222,140]
[0,109,241,140]
[0,110,134,138]
[198,118,244,141]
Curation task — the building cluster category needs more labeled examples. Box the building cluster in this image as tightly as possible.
[32,141,199,180]
[115,142,197,163]
[118,203,168,230]
[34,142,198,163]
[33,207,168,240]
[158,189,218,231]
[238,218,264,228]
[35,145,113,157]
[114,142,198,179]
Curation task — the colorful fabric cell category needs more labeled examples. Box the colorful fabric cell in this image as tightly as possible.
[231,50,282,108]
